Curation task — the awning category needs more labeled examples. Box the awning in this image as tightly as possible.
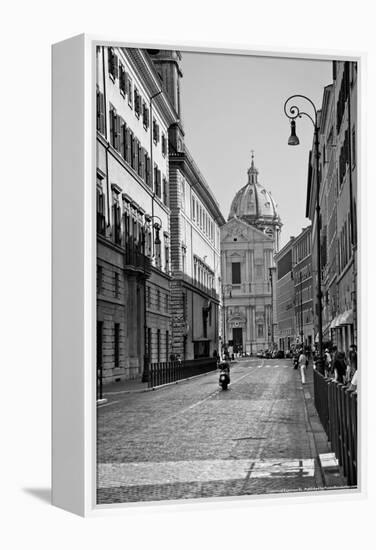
[338,309,353,326]
[329,315,340,329]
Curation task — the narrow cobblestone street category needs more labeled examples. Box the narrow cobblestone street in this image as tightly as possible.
[97,359,342,504]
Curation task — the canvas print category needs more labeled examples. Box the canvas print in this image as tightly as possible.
[95,45,358,505]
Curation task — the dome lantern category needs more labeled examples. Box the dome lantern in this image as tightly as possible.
[228,151,281,231]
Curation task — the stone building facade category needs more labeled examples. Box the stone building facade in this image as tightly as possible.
[220,156,282,355]
[306,61,357,355]
[148,50,225,361]
[274,238,295,352]
[96,46,177,384]
[292,227,314,349]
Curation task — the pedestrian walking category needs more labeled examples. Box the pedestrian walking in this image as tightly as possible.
[349,369,358,391]
[347,344,357,382]
[333,351,347,384]
[324,348,332,378]
[228,344,233,361]
[298,349,308,384]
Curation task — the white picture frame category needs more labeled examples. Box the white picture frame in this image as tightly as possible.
[52,34,365,517]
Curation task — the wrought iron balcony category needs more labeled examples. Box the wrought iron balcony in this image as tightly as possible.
[124,239,151,278]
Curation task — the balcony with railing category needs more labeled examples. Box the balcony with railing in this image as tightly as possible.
[124,239,151,278]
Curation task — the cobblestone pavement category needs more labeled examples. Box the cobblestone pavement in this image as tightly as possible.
[97,359,343,504]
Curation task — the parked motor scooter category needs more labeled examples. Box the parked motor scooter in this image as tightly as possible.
[218,362,230,390]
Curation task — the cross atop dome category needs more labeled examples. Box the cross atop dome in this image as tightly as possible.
[248,150,258,184]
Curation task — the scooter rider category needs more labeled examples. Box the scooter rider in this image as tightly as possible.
[218,361,230,390]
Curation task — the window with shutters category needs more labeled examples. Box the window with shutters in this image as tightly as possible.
[127,75,133,108]
[134,139,139,172]
[123,204,130,243]
[134,88,141,117]
[120,120,127,159]
[112,192,122,246]
[125,127,132,164]
[232,262,241,284]
[336,70,349,133]
[162,177,168,206]
[109,105,121,151]
[144,152,151,186]
[108,48,118,81]
[138,144,144,178]
[131,135,137,169]
[161,133,167,156]
[154,164,161,198]
[142,102,149,129]
[119,64,127,95]
[192,197,196,221]
[96,186,106,236]
[165,243,170,273]
[96,88,105,135]
[153,119,160,144]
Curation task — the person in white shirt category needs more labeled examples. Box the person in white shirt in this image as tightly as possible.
[324,348,332,377]
[349,370,358,391]
[298,350,308,384]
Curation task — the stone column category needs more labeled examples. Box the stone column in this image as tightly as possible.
[246,306,252,342]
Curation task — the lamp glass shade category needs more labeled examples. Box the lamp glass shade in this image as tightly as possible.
[288,120,300,146]
[154,228,161,245]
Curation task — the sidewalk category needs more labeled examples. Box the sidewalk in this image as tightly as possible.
[301,361,348,489]
[99,359,240,400]
[102,377,149,395]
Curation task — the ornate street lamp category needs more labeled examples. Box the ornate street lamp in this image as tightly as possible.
[283,95,323,371]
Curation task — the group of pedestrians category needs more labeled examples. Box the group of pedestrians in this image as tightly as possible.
[293,344,357,389]
[323,344,358,389]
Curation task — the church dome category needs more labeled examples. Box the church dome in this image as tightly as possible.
[228,154,280,226]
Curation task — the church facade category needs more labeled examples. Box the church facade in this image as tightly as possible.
[220,156,282,355]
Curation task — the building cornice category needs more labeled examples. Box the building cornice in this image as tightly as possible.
[170,148,226,226]
[123,48,179,128]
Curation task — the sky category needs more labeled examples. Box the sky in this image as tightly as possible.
[179,51,332,248]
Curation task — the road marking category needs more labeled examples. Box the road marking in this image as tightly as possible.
[98,458,315,488]
[165,369,262,419]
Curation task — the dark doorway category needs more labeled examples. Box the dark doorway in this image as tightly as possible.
[232,327,243,349]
